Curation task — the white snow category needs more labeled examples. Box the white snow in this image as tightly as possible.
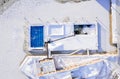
[0,0,118,79]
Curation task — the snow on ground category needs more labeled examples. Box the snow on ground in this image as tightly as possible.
[0,0,117,79]
[0,1,56,79]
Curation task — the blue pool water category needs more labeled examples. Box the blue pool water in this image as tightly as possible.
[30,26,44,47]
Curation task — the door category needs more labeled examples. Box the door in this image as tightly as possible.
[30,26,44,48]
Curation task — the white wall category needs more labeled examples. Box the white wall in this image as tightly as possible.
[111,0,120,53]
[22,0,116,52]
[0,0,117,79]
[116,0,120,46]
[47,22,98,51]
[116,0,120,57]
[27,0,115,52]
[112,0,117,44]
